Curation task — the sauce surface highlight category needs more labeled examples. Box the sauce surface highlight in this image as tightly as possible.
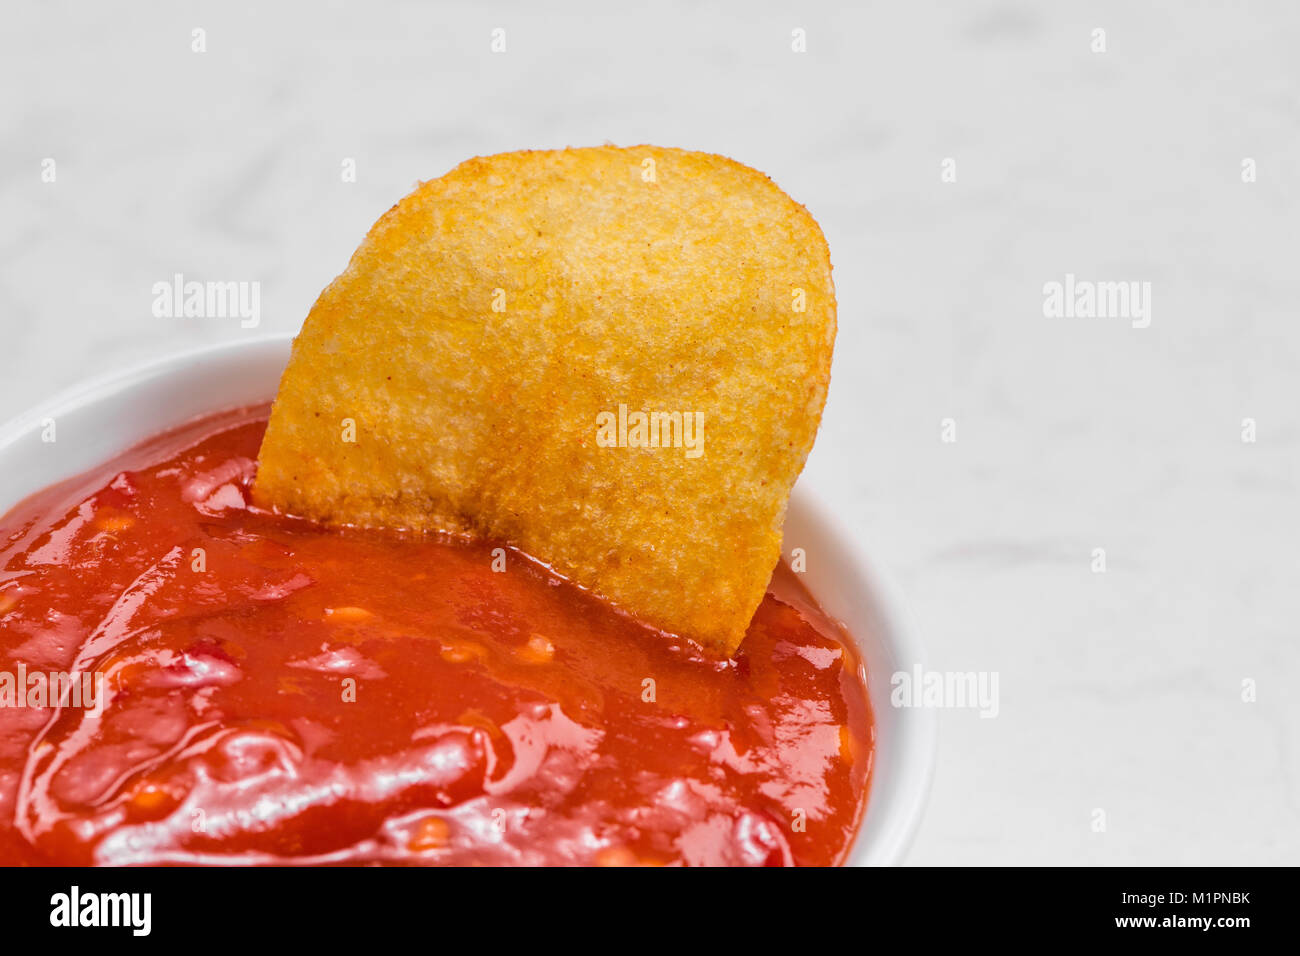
[0,407,873,866]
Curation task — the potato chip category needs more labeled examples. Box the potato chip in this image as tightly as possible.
[253,146,835,654]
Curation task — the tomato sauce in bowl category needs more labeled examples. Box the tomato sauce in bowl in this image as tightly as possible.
[0,406,873,866]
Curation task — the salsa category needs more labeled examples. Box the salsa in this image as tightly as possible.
[0,406,873,866]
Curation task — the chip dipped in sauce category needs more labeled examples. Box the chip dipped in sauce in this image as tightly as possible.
[0,407,874,866]
[254,146,838,656]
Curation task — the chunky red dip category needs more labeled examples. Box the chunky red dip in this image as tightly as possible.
[0,406,873,866]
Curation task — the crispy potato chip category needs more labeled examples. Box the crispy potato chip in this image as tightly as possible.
[254,146,835,654]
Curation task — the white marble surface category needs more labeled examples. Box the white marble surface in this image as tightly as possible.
[2,0,1296,864]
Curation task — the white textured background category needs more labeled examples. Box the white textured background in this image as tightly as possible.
[2,1,1296,864]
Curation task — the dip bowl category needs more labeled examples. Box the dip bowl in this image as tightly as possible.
[0,337,935,866]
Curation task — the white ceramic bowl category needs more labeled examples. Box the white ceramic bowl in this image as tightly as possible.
[0,337,935,866]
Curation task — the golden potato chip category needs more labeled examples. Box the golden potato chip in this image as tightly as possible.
[254,146,835,654]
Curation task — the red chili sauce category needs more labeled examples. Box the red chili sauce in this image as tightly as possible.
[0,407,873,866]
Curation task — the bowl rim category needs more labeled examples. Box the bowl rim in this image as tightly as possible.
[785,489,937,865]
[0,335,936,866]
[0,337,298,456]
